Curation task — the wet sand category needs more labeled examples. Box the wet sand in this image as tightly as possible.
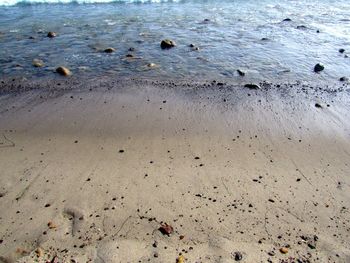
[0,77,350,263]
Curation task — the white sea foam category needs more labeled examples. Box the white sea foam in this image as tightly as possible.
[0,0,179,6]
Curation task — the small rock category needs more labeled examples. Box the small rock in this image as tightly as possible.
[32,59,44,68]
[104,47,115,53]
[56,66,71,76]
[126,53,134,58]
[314,63,324,73]
[203,18,211,23]
[282,18,292,22]
[339,76,348,82]
[237,69,245,76]
[47,32,57,38]
[339,48,345,53]
[280,247,288,254]
[261,37,269,41]
[147,63,157,68]
[232,251,243,261]
[315,103,322,108]
[160,39,176,49]
[158,223,174,236]
[244,83,260,90]
[128,47,135,51]
[153,252,159,258]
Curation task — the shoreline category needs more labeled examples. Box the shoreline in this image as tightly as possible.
[0,77,350,262]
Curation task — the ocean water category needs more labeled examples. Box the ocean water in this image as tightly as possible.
[0,0,349,82]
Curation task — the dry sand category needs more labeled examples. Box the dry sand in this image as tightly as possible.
[0,77,350,263]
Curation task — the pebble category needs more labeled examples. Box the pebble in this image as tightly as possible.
[56,66,71,76]
[158,223,174,236]
[176,255,185,263]
[279,247,288,254]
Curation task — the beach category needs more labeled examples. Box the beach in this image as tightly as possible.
[0,77,350,262]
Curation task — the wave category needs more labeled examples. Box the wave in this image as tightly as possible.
[0,0,180,6]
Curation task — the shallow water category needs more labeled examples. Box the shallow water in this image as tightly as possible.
[0,0,349,82]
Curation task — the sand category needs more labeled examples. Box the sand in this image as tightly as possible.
[0,77,349,263]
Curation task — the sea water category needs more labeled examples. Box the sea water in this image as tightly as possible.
[0,0,349,82]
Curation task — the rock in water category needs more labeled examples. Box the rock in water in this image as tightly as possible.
[314,63,324,73]
[282,18,292,22]
[56,66,71,76]
[339,48,345,53]
[32,59,44,67]
[160,39,176,49]
[244,83,260,90]
[339,76,348,82]
[47,32,57,38]
[104,47,115,53]
[237,69,245,76]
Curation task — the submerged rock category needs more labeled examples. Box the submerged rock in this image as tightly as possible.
[314,63,324,73]
[32,59,44,68]
[56,66,71,76]
[161,39,176,49]
[47,32,57,38]
[104,47,115,53]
